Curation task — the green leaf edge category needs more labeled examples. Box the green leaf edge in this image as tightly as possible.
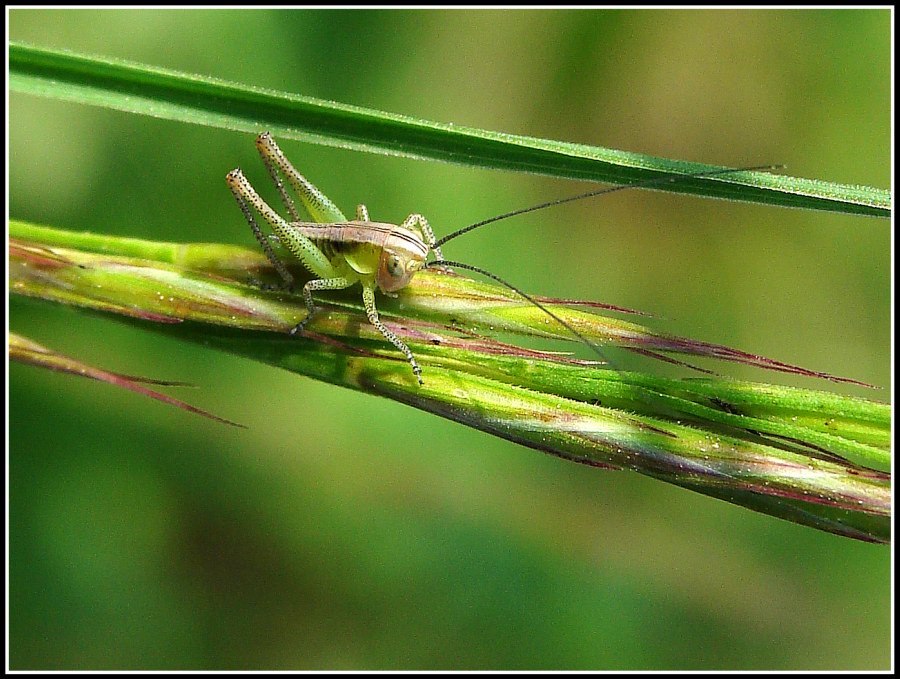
[9,41,890,217]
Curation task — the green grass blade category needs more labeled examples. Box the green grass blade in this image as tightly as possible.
[8,41,890,217]
[9,220,891,543]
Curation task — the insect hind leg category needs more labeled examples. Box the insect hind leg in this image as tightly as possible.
[226,168,296,290]
[255,132,347,224]
[227,165,337,279]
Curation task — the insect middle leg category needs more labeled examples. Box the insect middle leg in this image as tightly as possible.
[289,275,355,334]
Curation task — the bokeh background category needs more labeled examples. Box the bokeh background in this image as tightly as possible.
[8,8,891,670]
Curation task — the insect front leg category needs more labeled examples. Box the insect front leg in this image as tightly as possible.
[227,167,336,276]
[361,283,423,385]
[401,213,443,261]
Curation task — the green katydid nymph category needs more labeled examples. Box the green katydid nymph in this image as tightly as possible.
[227,132,777,385]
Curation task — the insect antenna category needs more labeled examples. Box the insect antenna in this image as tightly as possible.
[427,163,782,365]
[433,164,782,249]
[423,258,609,364]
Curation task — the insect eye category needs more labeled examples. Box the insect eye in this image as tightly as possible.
[387,255,403,278]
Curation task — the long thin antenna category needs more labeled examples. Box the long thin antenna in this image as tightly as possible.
[433,164,782,249]
[424,259,609,364]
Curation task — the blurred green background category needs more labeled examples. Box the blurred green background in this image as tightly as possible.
[8,8,890,670]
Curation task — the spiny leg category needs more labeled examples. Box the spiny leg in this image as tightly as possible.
[356,204,369,221]
[226,169,296,290]
[402,213,443,261]
[361,284,422,385]
[227,168,337,281]
[255,132,347,223]
[291,275,355,334]
[256,138,301,223]
[234,136,424,383]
